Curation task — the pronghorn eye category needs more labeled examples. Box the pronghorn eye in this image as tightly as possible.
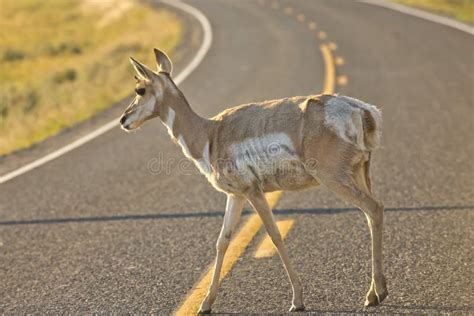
[135,87,146,96]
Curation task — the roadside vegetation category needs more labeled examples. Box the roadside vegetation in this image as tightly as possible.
[0,0,181,155]
[394,0,474,23]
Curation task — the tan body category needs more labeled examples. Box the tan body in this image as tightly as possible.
[207,94,380,195]
[120,49,388,313]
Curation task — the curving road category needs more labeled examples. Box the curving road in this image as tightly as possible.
[1,0,473,314]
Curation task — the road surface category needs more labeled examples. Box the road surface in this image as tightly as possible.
[1,0,473,314]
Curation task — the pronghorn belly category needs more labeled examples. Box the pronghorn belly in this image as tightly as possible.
[215,133,317,193]
[260,160,318,191]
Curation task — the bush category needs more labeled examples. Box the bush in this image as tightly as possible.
[23,90,39,113]
[52,69,77,84]
[46,42,82,56]
[0,106,8,119]
[3,49,25,61]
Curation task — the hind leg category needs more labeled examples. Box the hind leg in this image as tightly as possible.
[352,156,388,306]
[314,159,387,307]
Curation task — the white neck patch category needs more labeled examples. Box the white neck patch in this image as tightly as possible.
[162,107,176,138]
[196,141,211,175]
[178,136,211,177]
[178,135,192,158]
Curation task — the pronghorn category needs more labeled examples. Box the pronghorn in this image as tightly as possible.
[120,49,387,313]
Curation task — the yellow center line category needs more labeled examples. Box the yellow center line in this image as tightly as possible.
[320,44,336,95]
[264,191,283,209]
[254,219,295,258]
[174,7,339,313]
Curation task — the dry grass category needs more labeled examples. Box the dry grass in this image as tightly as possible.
[0,0,181,155]
[394,0,474,23]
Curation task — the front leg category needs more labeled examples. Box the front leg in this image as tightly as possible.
[247,190,304,312]
[199,194,245,314]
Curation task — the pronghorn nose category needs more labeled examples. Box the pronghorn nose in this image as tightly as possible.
[120,116,127,125]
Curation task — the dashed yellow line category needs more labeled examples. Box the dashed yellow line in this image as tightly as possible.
[308,21,317,30]
[337,74,348,86]
[284,6,294,15]
[296,13,306,22]
[335,56,345,66]
[318,31,327,39]
[254,219,295,258]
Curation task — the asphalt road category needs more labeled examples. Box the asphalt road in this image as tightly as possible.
[1,0,473,314]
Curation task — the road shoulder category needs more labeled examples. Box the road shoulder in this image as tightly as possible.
[0,1,203,176]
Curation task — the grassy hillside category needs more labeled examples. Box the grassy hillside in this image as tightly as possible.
[394,0,474,23]
[0,0,181,155]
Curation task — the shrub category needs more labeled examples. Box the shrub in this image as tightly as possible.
[46,42,82,56]
[3,49,25,61]
[52,69,77,84]
[23,90,39,113]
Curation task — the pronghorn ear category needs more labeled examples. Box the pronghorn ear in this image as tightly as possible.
[129,57,155,80]
[154,48,173,75]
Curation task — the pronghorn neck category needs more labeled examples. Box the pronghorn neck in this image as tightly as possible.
[159,87,210,162]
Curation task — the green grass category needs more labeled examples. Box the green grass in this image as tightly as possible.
[394,0,474,23]
[0,0,181,155]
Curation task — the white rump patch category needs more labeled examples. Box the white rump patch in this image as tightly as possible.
[324,96,382,151]
[339,95,382,149]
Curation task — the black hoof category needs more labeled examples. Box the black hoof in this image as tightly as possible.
[198,309,211,314]
[289,304,305,312]
[377,290,388,304]
[365,291,388,307]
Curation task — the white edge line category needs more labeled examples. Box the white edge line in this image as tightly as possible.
[359,0,474,35]
[0,0,213,184]
[161,0,213,85]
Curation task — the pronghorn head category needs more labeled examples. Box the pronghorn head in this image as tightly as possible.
[120,48,174,131]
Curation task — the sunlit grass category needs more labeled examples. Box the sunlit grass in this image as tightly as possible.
[394,0,474,23]
[0,0,181,155]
